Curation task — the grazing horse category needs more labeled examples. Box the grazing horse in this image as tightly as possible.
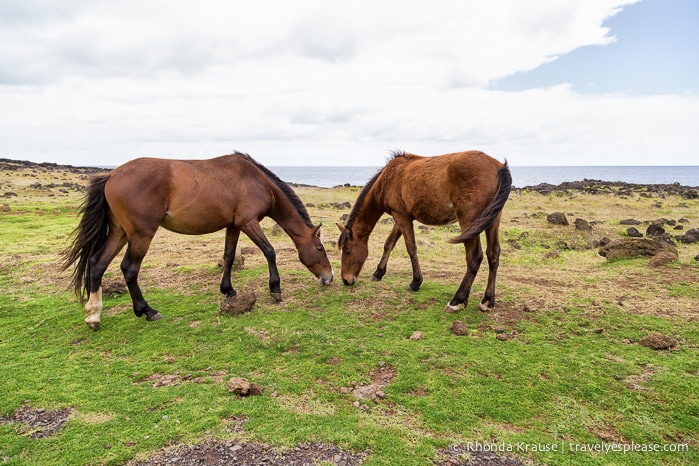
[337,151,511,312]
[62,152,334,330]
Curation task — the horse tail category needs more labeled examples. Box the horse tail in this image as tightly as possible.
[448,162,512,244]
[60,175,111,304]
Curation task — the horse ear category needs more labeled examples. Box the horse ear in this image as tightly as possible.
[312,223,322,237]
[336,223,345,233]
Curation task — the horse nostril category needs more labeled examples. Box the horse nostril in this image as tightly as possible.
[342,278,355,286]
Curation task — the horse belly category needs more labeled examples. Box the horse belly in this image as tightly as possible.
[160,207,230,235]
[410,201,456,226]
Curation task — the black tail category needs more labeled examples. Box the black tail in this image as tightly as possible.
[448,163,512,244]
[60,175,111,304]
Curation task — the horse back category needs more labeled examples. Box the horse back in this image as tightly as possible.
[380,151,505,225]
[104,155,274,235]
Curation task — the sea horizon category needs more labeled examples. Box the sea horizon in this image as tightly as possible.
[267,165,699,189]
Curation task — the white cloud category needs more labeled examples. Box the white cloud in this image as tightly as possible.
[1,0,696,167]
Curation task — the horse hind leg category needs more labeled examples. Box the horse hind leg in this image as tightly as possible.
[445,237,483,312]
[121,233,162,322]
[85,231,127,330]
[478,220,502,312]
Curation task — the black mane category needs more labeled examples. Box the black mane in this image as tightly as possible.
[234,151,315,229]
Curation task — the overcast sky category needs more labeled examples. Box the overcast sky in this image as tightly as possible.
[1,0,697,167]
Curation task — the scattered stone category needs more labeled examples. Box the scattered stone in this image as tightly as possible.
[227,377,263,397]
[620,218,641,225]
[0,406,72,439]
[450,321,468,335]
[506,238,521,249]
[409,331,424,341]
[598,238,678,261]
[574,218,592,231]
[0,203,10,212]
[523,301,538,312]
[219,291,257,315]
[646,224,665,237]
[547,212,569,225]
[496,333,515,341]
[626,227,643,238]
[639,333,676,350]
[678,228,699,244]
[649,251,678,267]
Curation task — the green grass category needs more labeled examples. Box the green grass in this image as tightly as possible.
[1,189,697,465]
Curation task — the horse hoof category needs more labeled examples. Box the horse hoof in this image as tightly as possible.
[85,321,100,331]
[147,312,163,322]
[271,292,283,302]
[407,284,420,292]
[371,275,382,282]
[444,303,459,313]
[478,302,492,312]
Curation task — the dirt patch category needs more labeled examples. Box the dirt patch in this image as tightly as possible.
[127,440,368,466]
[347,365,396,405]
[0,405,72,439]
[138,371,228,388]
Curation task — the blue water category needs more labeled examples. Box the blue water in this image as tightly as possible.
[270,166,699,188]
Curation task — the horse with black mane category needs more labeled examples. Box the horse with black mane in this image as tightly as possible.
[62,152,334,330]
[337,150,511,312]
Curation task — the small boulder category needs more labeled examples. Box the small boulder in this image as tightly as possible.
[620,219,641,225]
[219,291,257,315]
[626,227,643,238]
[227,377,263,396]
[639,333,675,350]
[450,321,468,336]
[648,251,678,267]
[409,331,424,341]
[547,212,569,226]
[598,238,677,261]
[646,224,665,237]
[574,218,592,231]
[678,228,699,244]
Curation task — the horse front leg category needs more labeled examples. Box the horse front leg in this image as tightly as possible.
[121,234,162,322]
[478,220,502,311]
[372,223,402,281]
[395,218,422,291]
[445,236,483,312]
[242,222,282,302]
[220,227,241,298]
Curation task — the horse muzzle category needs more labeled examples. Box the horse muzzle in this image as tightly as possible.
[342,276,356,286]
[319,274,334,286]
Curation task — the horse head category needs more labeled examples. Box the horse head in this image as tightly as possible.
[336,223,369,286]
[297,223,334,285]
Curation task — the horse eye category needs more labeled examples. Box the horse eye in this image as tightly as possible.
[317,245,324,252]
[345,249,352,256]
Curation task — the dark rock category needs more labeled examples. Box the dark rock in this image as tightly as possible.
[219,291,257,315]
[547,212,569,225]
[678,228,699,244]
[639,333,675,350]
[620,218,641,225]
[626,227,643,238]
[574,218,592,231]
[598,238,678,261]
[646,224,665,237]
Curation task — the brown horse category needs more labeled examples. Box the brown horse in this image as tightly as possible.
[337,150,511,312]
[62,152,334,330]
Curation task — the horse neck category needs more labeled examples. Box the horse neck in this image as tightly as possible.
[350,186,384,240]
[268,189,312,245]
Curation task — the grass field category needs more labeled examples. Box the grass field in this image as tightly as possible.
[1,161,697,465]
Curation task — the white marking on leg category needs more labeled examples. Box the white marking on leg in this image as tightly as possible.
[478,301,491,312]
[444,303,460,313]
[84,287,103,325]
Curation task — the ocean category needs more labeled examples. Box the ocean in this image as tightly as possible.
[269,165,699,189]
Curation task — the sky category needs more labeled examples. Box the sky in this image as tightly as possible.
[0,0,697,167]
